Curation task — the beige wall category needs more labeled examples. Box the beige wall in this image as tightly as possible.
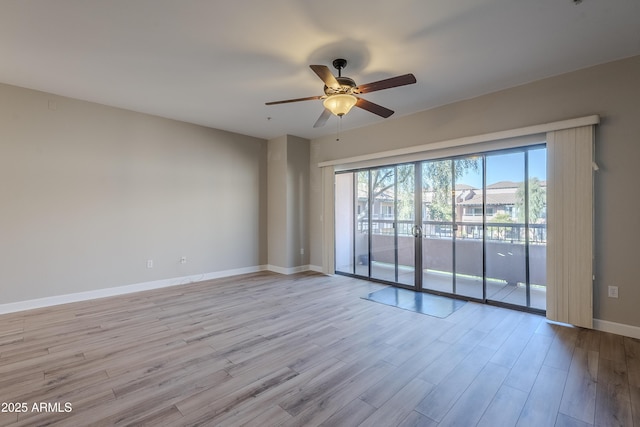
[0,83,267,305]
[310,55,640,328]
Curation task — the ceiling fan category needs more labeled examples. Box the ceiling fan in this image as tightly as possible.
[265,58,417,128]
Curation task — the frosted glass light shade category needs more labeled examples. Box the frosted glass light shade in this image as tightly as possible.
[323,94,357,116]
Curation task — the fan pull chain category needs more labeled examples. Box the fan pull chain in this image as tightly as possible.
[336,116,342,141]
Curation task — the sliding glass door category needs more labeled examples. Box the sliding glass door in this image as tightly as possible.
[452,156,484,299]
[421,159,454,294]
[396,165,416,286]
[335,145,547,312]
[335,172,355,275]
[485,151,527,305]
[483,148,547,309]
[370,167,397,283]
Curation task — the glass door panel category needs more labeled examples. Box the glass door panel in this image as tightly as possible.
[396,164,416,286]
[355,171,370,277]
[421,160,454,293]
[454,157,484,299]
[335,172,355,274]
[528,147,547,310]
[370,167,396,282]
[485,151,527,306]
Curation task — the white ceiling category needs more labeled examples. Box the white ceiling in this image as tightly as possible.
[1,1,639,140]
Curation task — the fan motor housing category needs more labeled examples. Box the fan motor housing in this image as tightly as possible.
[324,77,356,95]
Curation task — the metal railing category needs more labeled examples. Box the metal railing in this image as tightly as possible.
[357,219,547,244]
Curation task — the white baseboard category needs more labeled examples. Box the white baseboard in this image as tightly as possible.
[593,318,640,340]
[0,265,268,315]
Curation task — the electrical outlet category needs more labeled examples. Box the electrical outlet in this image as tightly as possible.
[300,248,304,255]
[180,256,187,264]
[608,285,618,298]
[146,259,153,269]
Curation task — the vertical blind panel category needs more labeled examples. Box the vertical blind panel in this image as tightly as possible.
[546,126,594,328]
[321,166,336,275]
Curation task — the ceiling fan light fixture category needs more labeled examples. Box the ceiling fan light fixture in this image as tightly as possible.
[266,60,416,127]
[323,94,357,117]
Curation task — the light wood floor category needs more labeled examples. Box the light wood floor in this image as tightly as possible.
[0,272,638,426]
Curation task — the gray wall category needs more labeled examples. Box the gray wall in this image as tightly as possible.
[267,135,310,269]
[310,55,640,328]
[2,55,638,330]
[0,83,267,304]
[267,136,288,268]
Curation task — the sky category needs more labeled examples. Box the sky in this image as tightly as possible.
[458,147,547,188]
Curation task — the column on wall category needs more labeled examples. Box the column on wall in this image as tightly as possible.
[546,125,595,328]
[321,166,335,275]
[267,135,310,274]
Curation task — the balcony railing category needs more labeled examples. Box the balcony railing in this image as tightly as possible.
[357,219,546,244]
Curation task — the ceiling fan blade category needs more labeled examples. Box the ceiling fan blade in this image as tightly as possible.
[310,65,340,89]
[313,108,332,128]
[354,73,416,94]
[265,95,323,105]
[355,97,394,118]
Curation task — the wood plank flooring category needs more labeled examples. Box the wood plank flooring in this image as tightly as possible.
[0,271,638,426]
